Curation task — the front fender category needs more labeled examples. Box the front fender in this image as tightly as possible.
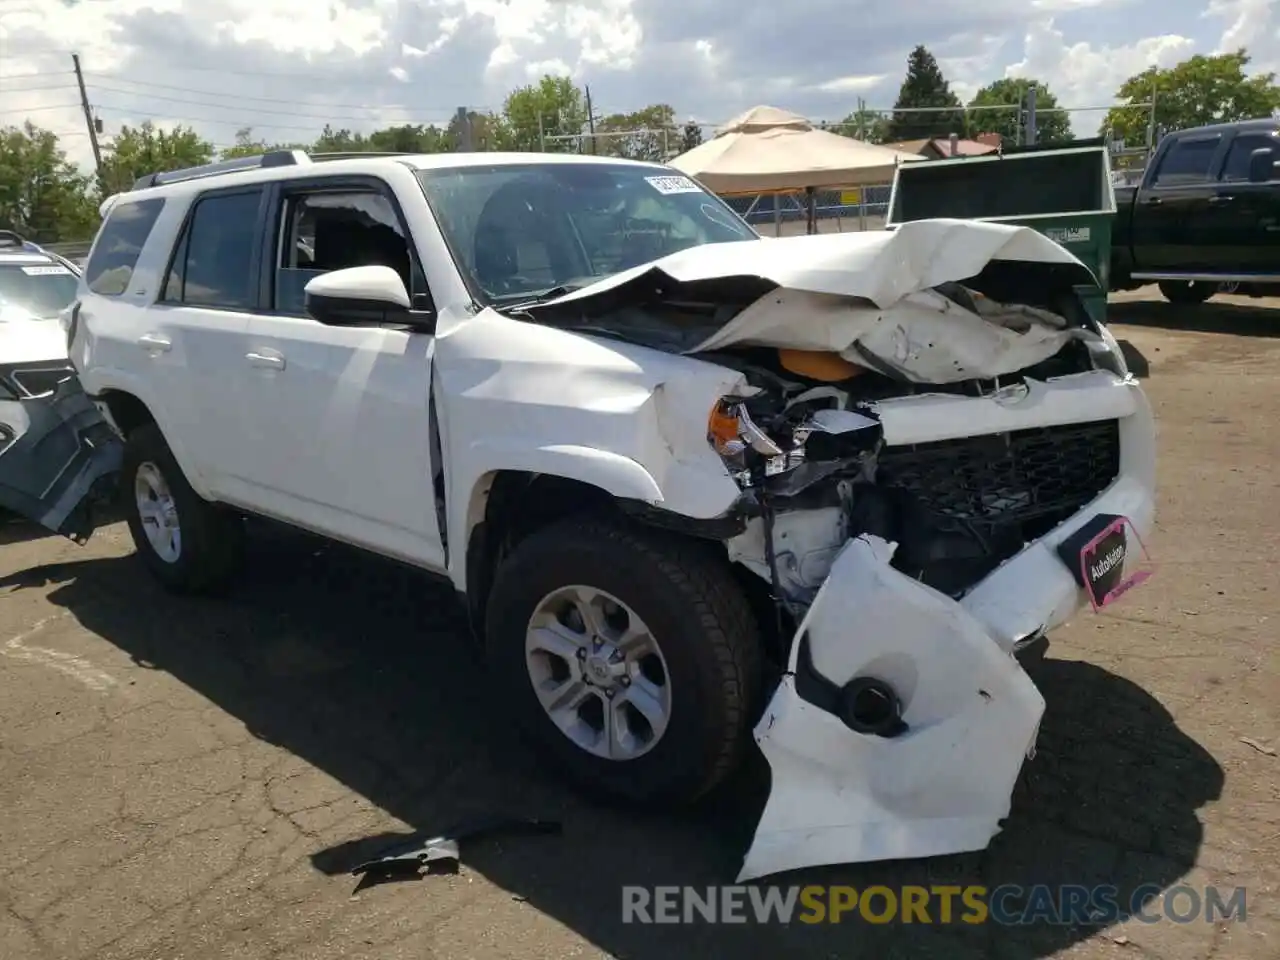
[434,307,752,590]
[448,443,670,593]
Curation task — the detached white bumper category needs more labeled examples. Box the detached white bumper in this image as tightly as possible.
[738,375,1156,882]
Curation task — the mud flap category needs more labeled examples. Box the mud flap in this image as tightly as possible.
[0,376,123,542]
[738,535,1045,882]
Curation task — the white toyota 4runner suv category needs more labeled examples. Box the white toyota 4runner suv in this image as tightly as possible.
[1,150,1156,881]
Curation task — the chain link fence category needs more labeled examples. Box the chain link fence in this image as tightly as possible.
[723,186,892,236]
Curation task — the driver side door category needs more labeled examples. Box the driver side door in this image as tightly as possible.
[237,175,445,572]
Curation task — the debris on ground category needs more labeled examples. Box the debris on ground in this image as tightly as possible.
[343,817,563,887]
[1239,737,1276,756]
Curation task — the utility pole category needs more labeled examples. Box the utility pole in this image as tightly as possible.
[585,85,597,154]
[71,53,104,179]
[1146,82,1158,154]
[1024,84,1038,146]
[454,106,473,151]
[538,112,546,152]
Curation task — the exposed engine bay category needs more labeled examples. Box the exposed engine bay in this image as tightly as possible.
[520,249,1129,620]
[709,328,1123,612]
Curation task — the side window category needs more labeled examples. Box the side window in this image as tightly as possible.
[1151,136,1221,185]
[272,190,421,316]
[1221,133,1280,181]
[84,198,165,296]
[162,189,262,309]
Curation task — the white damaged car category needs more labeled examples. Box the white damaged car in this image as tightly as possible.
[0,152,1155,881]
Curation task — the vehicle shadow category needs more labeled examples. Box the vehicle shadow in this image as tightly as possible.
[1108,297,1280,338]
[0,530,1224,960]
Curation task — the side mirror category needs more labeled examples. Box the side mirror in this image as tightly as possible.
[304,266,435,332]
[1247,147,1275,184]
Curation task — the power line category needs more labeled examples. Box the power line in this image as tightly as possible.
[0,102,83,116]
[88,82,464,121]
[85,73,494,113]
[0,69,75,82]
[90,103,457,136]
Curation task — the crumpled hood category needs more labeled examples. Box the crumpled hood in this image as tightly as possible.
[0,314,69,365]
[522,218,1103,383]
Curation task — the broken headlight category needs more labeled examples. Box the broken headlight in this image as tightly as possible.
[709,397,884,492]
[708,398,803,484]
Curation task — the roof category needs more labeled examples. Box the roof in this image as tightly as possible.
[887,137,1000,158]
[110,149,674,206]
[1165,117,1280,137]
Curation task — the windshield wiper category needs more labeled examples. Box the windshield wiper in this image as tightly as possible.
[498,284,585,313]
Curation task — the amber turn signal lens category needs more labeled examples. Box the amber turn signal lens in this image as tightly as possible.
[707,402,741,452]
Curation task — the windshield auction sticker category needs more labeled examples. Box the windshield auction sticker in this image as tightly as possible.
[20,265,72,276]
[645,175,702,195]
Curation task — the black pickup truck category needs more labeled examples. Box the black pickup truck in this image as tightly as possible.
[1110,118,1280,304]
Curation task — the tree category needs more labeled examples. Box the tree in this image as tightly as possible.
[447,110,513,151]
[595,104,679,160]
[99,121,214,194]
[968,78,1072,146]
[311,124,368,153]
[367,123,451,153]
[1102,49,1280,144]
[885,45,966,142]
[502,75,588,152]
[0,122,96,242]
[219,127,309,160]
[837,106,889,143]
[679,120,704,154]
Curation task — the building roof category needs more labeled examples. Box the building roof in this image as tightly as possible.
[887,136,1001,158]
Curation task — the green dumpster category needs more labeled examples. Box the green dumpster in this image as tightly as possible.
[884,140,1117,325]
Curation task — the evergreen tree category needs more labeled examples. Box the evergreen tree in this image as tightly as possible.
[885,45,966,142]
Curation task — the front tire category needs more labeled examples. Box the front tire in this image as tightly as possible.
[485,516,763,807]
[1158,280,1215,305]
[122,423,245,594]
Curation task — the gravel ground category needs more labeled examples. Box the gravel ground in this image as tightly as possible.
[0,286,1276,960]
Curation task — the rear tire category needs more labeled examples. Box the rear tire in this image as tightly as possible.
[122,423,245,594]
[1158,280,1214,305]
[485,516,763,808]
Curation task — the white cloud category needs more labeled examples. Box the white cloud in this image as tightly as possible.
[811,74,889,94]
[1001,18,1196,131]
[0,0,1276,172]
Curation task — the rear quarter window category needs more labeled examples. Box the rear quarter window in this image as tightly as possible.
[84,197,166,296]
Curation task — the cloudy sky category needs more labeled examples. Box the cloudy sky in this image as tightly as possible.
[0,0,1274,169]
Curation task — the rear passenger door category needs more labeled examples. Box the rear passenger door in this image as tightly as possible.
[1201,130,1280,274]
[148,186,267,500]
[238,176,444,571]
[1132,133,1224,273]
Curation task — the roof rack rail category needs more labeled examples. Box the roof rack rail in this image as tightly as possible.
[131,149,310,191]
[0,229,29,248]
[309,151,418,161]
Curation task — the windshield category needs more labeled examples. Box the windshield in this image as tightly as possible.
[0,262,79,318]
[416,162,758,305]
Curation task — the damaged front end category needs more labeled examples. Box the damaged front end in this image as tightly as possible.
[696,294,1154,881]
[518,221,1156,880]
[0,370,122,541]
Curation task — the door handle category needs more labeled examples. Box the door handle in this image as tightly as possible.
[1141,196,1162,205]
[246,350,285,370]
[1208,195,1235,204]
[137,332,171,352]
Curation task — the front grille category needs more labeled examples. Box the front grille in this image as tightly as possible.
[9,365,75,398]
[878,419,1122,538]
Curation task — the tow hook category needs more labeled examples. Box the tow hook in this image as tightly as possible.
[837,677,908,738]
